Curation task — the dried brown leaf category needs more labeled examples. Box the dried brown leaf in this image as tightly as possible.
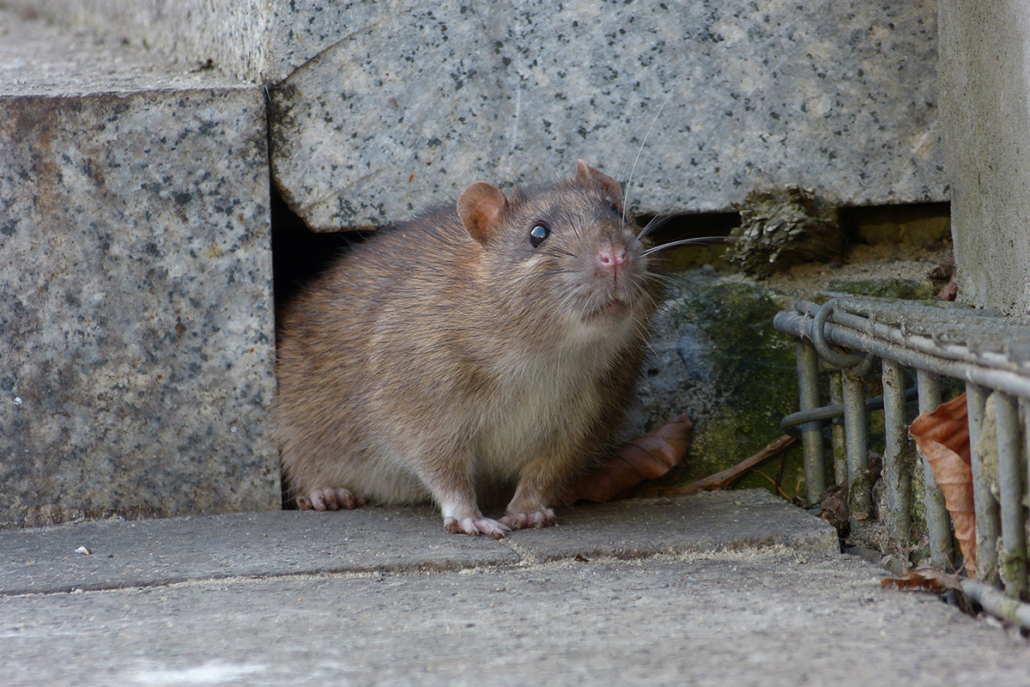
[555,412,692,506]
[909,394,975,573]
[817,483,850,537]
[881,570,949,593]
[934,274,959,301]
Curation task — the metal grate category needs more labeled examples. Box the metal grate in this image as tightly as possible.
[774,295,1030,613]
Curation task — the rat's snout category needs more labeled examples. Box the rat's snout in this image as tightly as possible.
[596,243,628,271]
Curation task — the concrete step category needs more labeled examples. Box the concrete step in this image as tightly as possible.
[0,8,279,528]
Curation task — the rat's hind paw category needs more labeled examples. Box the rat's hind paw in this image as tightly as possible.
[297,487,366,511]
[444,516,510,539]
[500,508,556,530]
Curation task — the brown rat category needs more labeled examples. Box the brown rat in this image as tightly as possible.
[274,161,663,538]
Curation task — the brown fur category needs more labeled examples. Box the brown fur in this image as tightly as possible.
[274,162,663,536]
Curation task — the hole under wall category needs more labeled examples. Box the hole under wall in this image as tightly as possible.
[270,187,370,330]
[270,193,952,326]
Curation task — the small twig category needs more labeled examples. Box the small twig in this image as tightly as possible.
[655,434,797,496]
[753,469,792,500]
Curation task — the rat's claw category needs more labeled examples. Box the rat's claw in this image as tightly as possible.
[500,508,556,530]
[301,487,359,511]
[444,516,510,539]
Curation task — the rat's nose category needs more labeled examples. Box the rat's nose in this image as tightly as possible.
[597,244,628,270]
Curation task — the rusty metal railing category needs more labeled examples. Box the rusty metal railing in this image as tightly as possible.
[774,295,1030,618]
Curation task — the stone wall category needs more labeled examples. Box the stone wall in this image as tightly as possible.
[938,0,1030,315]
[7,1,947,230]
[1,0,269,81]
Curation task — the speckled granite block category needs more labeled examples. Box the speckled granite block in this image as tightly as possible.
[11,2,945,230]
[0,11,280,527]
[0,0,269,81]
[269,1,946,230]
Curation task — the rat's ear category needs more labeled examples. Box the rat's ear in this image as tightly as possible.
[457,181,508,246]
[576,160,623,208]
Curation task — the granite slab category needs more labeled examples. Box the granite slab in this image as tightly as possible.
[0,8,280,527]
[268,1,946,230]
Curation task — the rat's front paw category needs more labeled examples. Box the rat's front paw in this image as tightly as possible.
[500,508,556,530]
[444,516,510,539]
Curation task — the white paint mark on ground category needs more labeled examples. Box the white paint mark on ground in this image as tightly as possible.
[132,661,267,685]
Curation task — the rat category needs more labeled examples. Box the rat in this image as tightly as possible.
[273,161,663,538]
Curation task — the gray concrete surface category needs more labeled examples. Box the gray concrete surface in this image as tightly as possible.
[2,491,1028,686]
[0,8,280,527]
[938,0,1030,315]
[0,491,833,595]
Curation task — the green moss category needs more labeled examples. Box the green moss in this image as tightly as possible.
[826,278,938,301]
[647,266,946,507]
[656,277,809,500]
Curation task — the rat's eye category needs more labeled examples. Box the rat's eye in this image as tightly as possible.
[530,223,550,248]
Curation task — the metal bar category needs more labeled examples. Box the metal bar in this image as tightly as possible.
[916,371,954,569]
[828,371,847,486]
[995,392,1028,597]
[796,341,825,502]
[842,370,871,522]
[881,360,912,545]
[775,299,1030,595]
[1026,399,1030,594]
[774,311,1030,399]
[780,387,918,430]
[797,299,1030,373]
[966,384,999,584]
[961,580,1030,630]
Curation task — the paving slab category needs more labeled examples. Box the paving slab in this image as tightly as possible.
[0,492,833,595]
[0,506,516,595]
[2,552,1027,686]
[2,491,1027,685]
[515,490,839,561]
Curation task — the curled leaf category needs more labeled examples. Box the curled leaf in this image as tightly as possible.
[909,393,975,573]
[555,412,693,506]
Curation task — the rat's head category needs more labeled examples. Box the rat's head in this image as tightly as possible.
[457,161,661,342]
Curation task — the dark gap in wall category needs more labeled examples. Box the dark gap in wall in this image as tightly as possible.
[838,201,951,246]
[270,198,747,322]
[270,186,372,332]
[638,211,741,269]
[639,210,741,243]
[270,200,952,326]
